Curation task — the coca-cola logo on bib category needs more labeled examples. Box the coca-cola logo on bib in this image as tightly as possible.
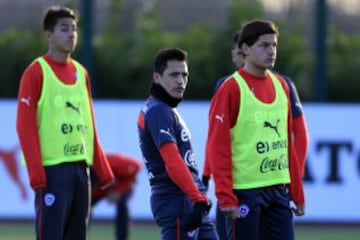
[260,154,288,173]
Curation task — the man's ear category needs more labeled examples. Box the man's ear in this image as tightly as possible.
[45,31,52,42]
[153,72,160,84]
[241,43,250,56]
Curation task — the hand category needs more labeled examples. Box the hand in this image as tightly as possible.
[291,204,305,216]
[34,187,44,194]
[220,206,239,220]
[183,200,212,232]
[106,191,121,203]
[34,187,45,199]
[201,176,210,191]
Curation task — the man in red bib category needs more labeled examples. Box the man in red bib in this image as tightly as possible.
[205,20,306,240]
[16,5,114,240]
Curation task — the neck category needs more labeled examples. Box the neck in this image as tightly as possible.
[46,50,70,63]
[243,63,267,77]
[150,82,182,108]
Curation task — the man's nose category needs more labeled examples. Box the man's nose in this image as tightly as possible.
[176,77,185,85]
[268,46,276,55]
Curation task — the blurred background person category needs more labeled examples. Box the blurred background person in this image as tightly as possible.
[202,29,245,240]
[91,153,142,240]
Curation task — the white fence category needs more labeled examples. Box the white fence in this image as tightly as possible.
[1,100,360,222]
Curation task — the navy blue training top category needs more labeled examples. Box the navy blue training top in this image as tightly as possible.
[137,96,205,194]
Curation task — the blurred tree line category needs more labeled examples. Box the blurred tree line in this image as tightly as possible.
[1,0,359,102]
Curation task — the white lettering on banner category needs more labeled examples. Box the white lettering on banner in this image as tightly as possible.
[303,141,353,183]
[1,100,360,222]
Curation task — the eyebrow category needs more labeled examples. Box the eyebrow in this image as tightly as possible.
[169,71,188,76]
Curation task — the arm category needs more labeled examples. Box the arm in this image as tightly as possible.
[283,75,309,176]
[201,75,231,190]
[160,142,207,203]
[16,62,46,190]
[201,156,211,190]
[91,154,141,203]
[84,71,114,188]
[292,115,309,176]
[206,79,240,210]
[280,77,305,215]
[107,154,141,193]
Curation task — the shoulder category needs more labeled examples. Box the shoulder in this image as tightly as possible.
[220,74,239,90]
[275,73,300,96]
[271,72,290,93]
[70,58,90,84]
[71,59,88,73]
[272,71,294,86]
[71,58,84,68]
[217,73,241,96]
[211,76,240,105]
[143,98,172,117]
[214,75,231,92]
[26,57,42,71]
[281,75,293,85]
[21,59,42,81]
[279,74,296,89]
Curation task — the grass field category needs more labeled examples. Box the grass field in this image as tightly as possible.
[0,221,360,240]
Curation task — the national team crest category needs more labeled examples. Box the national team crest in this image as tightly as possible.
[238,204,250,218]
[44,193,55,206]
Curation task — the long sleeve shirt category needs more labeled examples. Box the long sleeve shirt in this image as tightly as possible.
[205,68,305,209]
[16,54,114,189]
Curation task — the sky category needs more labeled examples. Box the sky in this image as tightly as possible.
[260,0,360,15]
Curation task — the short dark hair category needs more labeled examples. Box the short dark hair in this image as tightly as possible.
[232,29,242,49]
[43,6,77,32]
[238,20,279,47]
[153,48,188,74]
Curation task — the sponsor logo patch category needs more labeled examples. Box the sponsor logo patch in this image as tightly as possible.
[215,114,224,123]
[65,101,81,114]
[20,97,31,106]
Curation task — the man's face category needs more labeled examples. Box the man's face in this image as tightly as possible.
[48,17,78,54]
[153,60,189,98]
[244,33,277,70]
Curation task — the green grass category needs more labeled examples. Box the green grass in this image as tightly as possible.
[0,221,360,240]
[88,221,160,240]
[0,221,160,240]
[295,224,360,240]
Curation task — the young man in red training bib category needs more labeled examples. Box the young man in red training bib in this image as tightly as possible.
[202,27,309,240]
[205,20,306,240]
[16,5,114,240]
